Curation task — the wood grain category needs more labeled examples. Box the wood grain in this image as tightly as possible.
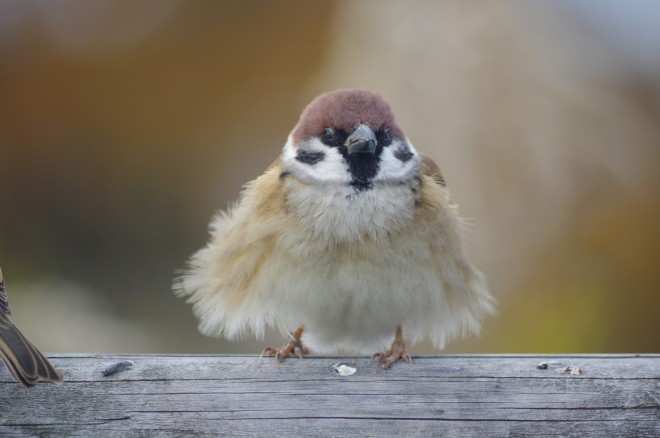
[1,355,658,437]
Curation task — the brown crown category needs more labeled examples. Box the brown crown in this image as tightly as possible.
[291,89,404,145]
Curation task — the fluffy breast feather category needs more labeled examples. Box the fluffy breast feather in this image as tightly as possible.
[177,160,494,353]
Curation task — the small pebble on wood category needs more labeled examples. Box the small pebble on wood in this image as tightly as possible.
[102,360,134,376]
[330,363,357,376]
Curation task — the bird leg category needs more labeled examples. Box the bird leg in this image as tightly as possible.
[261,326,308,362]
[372,325,412,368]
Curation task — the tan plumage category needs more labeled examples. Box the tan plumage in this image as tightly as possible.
[0,268,63,387]
[177,89,494,366]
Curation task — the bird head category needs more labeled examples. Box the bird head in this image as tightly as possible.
[282,89,420,190]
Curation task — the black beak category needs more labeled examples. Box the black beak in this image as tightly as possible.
[345,124,377,155]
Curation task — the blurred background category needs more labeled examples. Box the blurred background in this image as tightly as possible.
[1,0,659,355]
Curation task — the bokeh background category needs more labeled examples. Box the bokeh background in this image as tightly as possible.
[1,0,659,355]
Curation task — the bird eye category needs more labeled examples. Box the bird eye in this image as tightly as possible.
[323,128,337,145]
[378,128,392,146]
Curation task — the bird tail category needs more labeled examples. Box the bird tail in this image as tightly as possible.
[0,316,63,387]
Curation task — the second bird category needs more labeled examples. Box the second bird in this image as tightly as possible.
[0,267,63,387]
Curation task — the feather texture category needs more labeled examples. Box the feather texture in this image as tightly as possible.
[177,161,493,353]
[0,268,63,387]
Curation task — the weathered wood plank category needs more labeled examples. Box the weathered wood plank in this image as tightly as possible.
[1,355,659,437]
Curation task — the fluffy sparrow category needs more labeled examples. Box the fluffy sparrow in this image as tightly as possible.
[176,89,494,367]
[0,267,63,386]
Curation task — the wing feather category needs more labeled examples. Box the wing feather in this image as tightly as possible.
[0,268,63,387]
[421,155,446,187]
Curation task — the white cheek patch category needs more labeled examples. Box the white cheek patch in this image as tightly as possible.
[281,135,351,185]
[374,138,421,183]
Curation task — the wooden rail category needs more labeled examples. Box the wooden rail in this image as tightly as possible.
[1,354,659,436]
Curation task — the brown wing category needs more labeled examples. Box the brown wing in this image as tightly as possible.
[421,155,446,187]
[0,268,10,316]
[0,267,63,387]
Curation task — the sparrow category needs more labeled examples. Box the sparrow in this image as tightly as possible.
[176,89,494,367]
[0,267,63,386]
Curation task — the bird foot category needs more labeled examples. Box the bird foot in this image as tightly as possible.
[371,326,412,369]
[261,326,308,363]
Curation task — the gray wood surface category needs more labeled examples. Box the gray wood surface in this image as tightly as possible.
[1,354,658,437]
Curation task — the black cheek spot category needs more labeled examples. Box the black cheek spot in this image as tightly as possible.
[295,150,326,165]
[394,145,414,162]
[279,171,291,179]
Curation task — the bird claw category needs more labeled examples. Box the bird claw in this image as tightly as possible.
[371,326,412,368]
[261,327,308,363]
[372,349,412,369]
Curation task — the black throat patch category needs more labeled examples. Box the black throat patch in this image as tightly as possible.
[337,145,383,191]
